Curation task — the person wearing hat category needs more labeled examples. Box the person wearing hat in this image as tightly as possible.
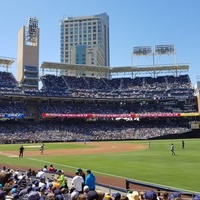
[143,190,157,200]
[71,170,84,194]
[193,195,200,200]
[112,192,121,200]
[85,170,96,191]
[168,192,182,200]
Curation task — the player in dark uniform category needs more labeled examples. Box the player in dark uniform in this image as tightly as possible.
[19,145,25,158]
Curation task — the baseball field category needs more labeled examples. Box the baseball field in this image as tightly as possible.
[0,139,200,193]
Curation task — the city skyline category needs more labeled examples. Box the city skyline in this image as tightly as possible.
[0,0,200,86]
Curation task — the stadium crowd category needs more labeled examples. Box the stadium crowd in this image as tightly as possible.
[0,71,195,100]
[0,166,198,200]
[40,74,194,99]
[0,71,197,143]
[0,120,189,143]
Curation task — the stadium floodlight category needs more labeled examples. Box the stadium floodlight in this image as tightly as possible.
[27,17,38,44]
[155,44,175,54]
[133,46,152,56]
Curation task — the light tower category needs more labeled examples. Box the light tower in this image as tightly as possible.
[132,44,176,67]
[17,17,39,90]
[0,56,15,72]
[26,17,38,46]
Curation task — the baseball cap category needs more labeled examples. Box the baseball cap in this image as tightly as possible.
[112,192,121,200]
[144,190,157,200]
[169,192,181,200]
[193,195,200,200]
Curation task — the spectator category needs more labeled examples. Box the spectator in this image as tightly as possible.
[54,170,67,189]
[193,195,200,200]
[83,185,98,200]
[49,165,56,172]
[168,192,182,200]
[160,191,169,200]
[85,170,96,191]
[143,190,157,200]
[127,191,139,200]
[71,170,84,194]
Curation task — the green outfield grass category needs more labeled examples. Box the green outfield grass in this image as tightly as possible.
[0,139,200,193]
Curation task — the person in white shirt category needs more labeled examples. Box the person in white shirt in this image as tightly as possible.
[36,169,45,179]
[43,165,48,172]
[71,170,84,193]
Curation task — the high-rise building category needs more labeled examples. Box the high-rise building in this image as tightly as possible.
[60,13,110,67]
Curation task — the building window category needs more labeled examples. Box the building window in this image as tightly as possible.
[83,27,87,33]
[70,28,73,34]
[75,27,78,34]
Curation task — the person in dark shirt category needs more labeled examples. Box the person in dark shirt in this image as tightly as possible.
[182,140,185,149]
[19,146,25,158]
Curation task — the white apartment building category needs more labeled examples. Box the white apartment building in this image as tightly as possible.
[60,13,110,68]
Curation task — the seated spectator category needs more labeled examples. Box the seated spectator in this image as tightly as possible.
[193,195,200,200]
[77,193,87,200]
[103,194,113,200]
[139,191,145,200]
[71,190,79,200]
[83,186,98,200]
[43,165,48,172]
[143,190,157,200]
[168,192,182,200]
[0,171,13,186]
[49,165,56,172]
[160,191,169,200]
[36,169,45,180]
[95,190,104,200]
[112,193,121,200]
[46,193,56,200]
[127,191,139,200]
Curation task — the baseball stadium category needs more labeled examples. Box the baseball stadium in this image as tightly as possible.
[1,17,200,200]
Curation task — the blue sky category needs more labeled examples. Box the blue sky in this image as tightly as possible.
[0,0,200,86]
